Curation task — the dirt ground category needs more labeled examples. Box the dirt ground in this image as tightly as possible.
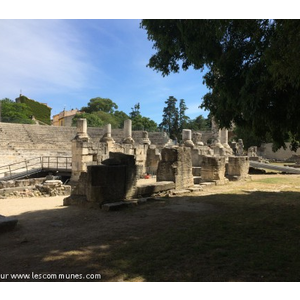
[0,174,298,282]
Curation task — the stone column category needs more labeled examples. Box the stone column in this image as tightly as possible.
[75,118,89,141]
[71,118,92,182]
[182,129,194,148]
[192,132,204,146]
[142,131,151,145]
[100,123,114,143]
[220,127,232,155]
[123,119,134,144]
[220,128,228,145]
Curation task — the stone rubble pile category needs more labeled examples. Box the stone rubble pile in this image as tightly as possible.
[0,178,71,198]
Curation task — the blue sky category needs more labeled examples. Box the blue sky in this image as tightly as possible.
[0,19,210,124]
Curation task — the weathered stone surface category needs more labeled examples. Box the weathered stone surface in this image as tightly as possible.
[227,156,250,179]
[136,181,175,196]
[157,147,194,189]
[67,152,138,205]
[201,156,226,181]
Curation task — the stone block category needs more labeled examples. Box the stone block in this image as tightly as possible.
[0,214,18,232]
[201,156,226,181]
[157,147,194,189]
[227,156,249,179]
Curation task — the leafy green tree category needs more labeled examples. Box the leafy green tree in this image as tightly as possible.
[113,110,130,128]
[82,97,118,114]
[233,124,273,150]
[131,114,157,131]
[0,98,34,124]
[187,115,210,131]
[129,103,141,119]
[129,102,157,131]
[141,19,300,151]
[72,112,104,127]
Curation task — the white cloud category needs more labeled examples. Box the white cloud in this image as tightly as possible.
[0,20,93,98]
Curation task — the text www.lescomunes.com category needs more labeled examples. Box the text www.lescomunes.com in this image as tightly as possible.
[1,272,102,280]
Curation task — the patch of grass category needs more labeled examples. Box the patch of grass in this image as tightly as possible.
[252,177,298,185]
[106,190,300,282]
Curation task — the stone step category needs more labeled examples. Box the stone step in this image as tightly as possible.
[192,167,201,176]
[193,176,202,184]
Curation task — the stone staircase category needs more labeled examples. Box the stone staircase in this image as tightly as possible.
[0,123,169,167]
[0,123,74,166]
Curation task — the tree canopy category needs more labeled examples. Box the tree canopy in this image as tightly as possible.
[74,97,157,131]
[0,98,34,124]
[159,96,190,140]
[81,97,118,114]
[141,19,300,151]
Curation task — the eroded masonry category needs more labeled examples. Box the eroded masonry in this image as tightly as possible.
[64,118,250,207]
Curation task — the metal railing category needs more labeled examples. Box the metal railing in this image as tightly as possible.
[0,156,72,181]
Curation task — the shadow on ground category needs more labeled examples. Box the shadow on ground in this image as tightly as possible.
[1,190,300,282]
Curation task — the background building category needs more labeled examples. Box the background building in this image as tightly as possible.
[52,109,80,127]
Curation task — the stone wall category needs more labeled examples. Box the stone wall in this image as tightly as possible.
[258,143,300,161]
[157,147,194,189]
[65,152,138,206]
[0,178,71,198]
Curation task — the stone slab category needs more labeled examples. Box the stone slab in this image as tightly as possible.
[136,181,175,197]
[0,214,18,232]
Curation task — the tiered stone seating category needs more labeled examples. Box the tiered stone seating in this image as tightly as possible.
[0,123,76,166]
[0,123,169,167]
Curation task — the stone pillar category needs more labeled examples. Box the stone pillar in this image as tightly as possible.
[220,127,233,155]
[220,128,228,145]
[201,156,226,183]
[182,129,194,148]
[212,138,225,156]
[123,119,134,144]
[100,123,114,143]
[236,139,244,156]
[227,156,250,180]
[75,118,89,141]
[71,118,92,182]
[192,132,204,146]
[142,131,151,145]
[157,147,194,189]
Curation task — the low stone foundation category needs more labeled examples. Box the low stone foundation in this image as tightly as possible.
[0,178,71,198]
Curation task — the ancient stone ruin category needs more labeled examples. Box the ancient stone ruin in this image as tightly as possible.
[64,118,250,208]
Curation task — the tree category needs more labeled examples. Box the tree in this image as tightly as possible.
[129,102,157,131]
[159,96,179,140]
[129,103,141,119]
[187,115,210,131]
[0,98,34,124]
[141,20,300,151]
[178,99,190,132]
[113,110,130,128]
[72,112,104,127]
[131,114,157,131]
[82,97,118,114]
